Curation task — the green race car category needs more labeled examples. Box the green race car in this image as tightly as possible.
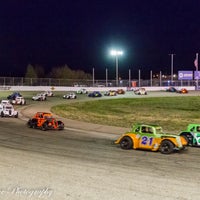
[180,124,200,146]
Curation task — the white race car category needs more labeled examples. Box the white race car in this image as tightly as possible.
[32,93,47,101]
[43,91,54,97]
[63,93,77,99]
[76,88,88,94]
[1,100,10,105]
[11,96,26,105]
[134,88,147,95]
[0,103,18,118]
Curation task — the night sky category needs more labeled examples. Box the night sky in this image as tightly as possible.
[0,0,200,79]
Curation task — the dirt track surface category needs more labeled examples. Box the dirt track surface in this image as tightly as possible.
[0,92,200,200]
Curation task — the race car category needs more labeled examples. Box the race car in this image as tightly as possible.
[104,90,117,96]
[27,112,64,131]
[180,124,200,146]
[76,88,88,94]
[63,93,77,99]
[32,93,47,101]
[0,103,18,118]
[176,88,188,94]
[11,96,26,105]
[88,91,102,97]
[43,91,54,97]
[7,92,22,100]
[116,89,125,94]
[115,124,187,154]
[166,87,177,92]
[134,88,147,95]
[1,100,10,105]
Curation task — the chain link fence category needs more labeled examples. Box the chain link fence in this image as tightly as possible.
[0,77,196,88]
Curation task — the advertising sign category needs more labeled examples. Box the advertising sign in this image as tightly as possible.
[194,71,200,80]
[178,71,193,80]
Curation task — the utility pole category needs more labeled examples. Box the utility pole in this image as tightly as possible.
[169,54,175,84]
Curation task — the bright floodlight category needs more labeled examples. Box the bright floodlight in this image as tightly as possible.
[110,49,123,87]
[110,50,123,56]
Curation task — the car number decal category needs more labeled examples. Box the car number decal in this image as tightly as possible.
[141,136,153,145]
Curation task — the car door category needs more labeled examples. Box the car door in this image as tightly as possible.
[138,126,156,150]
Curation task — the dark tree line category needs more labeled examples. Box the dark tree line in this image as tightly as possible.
[24,64,92,79]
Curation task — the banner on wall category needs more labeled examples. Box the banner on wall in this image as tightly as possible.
[178,71,193,80]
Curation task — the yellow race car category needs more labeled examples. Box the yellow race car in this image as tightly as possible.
[115,124,187,154]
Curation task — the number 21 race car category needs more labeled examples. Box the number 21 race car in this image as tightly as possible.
[115,124,188,154]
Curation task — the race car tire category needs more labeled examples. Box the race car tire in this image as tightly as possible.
[1,112,4,117]
[27,120,32,128]
[41,122,48,131]
[180,132,193,146]
[15,113,18,118]
[159,140,174,154]
[120,136,133,150]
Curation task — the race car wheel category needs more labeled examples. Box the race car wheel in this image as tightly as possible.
[1,112,4,117]
[159,140,174,154]
[15,113,18,118]
[120,136,133,150]
[180,133,193,146]
[41,123,48,131]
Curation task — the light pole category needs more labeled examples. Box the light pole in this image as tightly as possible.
[169,53,175,84]
[110,50,123,86]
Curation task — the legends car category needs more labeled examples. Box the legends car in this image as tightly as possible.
[11,96,26,105]
[1,100,10,105]
[27,112,64,131]
[176,88,188,94]
[115,124,187,154]
[166,87,177,92]
[116,89,125,94]
[63,93,77,99]
[104,90,117,96]
[134,88,147,95]
[77,88,88,94]
[180,124,200,146]
[32,93,46,101]
[0,103,18,118]
[88,91,102,97]
[7,92,22,100]
[43,91,54,97]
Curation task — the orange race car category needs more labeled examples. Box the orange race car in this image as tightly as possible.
[115,124,187,154]
[27,112,64,131]
[116,89,125,94]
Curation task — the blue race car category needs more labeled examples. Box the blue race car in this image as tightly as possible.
[88,91,102,97]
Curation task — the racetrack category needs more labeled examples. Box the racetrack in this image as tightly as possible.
[0,91,199,200]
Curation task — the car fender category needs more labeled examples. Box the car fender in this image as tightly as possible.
[115,133,139,149]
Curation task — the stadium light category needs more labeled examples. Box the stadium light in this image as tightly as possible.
[110,50,123,86]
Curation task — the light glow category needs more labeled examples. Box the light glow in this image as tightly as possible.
[110,50,123,56]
